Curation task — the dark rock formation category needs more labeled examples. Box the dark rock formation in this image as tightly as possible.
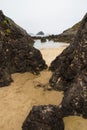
[49,13,87,88]
[22,105,64,130]
[0,10,34,44]
[36,31,44,35]
[22,13,87,130]
[63,21,81,35]
[49,13,87,117]
[41,37,46,42]
[0,11,47,87]
[60,72,87,118]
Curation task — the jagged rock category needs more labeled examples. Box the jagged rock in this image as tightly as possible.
[36,31,44,35]
[49,13,87,88]
[22,105,64,130]
[0,40,47,87]
[0,10,34,44]
[22,14,87,130]
[49,13,87,117]
[0,11,47,87]
[60,71,87,118]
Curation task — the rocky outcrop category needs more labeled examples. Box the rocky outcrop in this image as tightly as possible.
[22,13,87,130]
[0,10,34,44]
[0,11,47,87]
[33,22,80,43]
[36,31,44,35]
[49,13,87,116]
[45,22,81,43]
[63,21,81,35]
[49,13,87,88]
[22,105,64,130]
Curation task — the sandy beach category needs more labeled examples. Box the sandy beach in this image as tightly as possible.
[0,46,87,130]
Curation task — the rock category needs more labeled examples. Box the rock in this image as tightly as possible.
[63,21,81,35]
[0,10,34,44]
[22,14,87,130]
[0,39,47,87]
[22,105,64,130]
[49,13,87,117]
[60,71,87,118]
[41,37,46,42]
[45,22,81,43]
[0,11,47,87]
[36,31,44,35]
[33,22,80,43]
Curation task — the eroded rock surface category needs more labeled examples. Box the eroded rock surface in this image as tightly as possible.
[49,13,87,89]
[22,13,87,130]
[22,105,64,130]
[49,13,87,117]
[0,11,47,87]
[0,10,34,44]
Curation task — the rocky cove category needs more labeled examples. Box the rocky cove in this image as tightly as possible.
[0,11,87,130]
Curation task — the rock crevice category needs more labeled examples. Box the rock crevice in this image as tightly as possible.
[22,13,87,130]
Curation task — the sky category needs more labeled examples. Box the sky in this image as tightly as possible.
[0,0,87,35]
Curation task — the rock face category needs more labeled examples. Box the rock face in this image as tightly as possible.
[22,105,64,130]
[49,13,87,117]
[0,10,34,44]
[22,13,87,130]
[0,11,47,87]
[36,31,44,35]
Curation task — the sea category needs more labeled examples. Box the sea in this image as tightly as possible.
[34,39,69,49]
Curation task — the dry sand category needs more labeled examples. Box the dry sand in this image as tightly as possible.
[0,46,87,130]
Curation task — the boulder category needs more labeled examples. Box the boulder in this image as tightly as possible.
[22,105,64,130]
[41,37,46,42]
[0,11,47,87]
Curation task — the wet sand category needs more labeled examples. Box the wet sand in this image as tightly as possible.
[0,46,87,130]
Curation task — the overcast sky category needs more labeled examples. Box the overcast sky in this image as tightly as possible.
[0,0,87,35]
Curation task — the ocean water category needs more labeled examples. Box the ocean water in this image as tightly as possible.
[34,39,69,49]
